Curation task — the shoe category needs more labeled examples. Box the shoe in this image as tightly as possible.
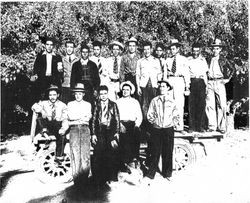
[165,176,172,181]
[54,156,64,167]
[218,130,226,134]
[206,129,214,132]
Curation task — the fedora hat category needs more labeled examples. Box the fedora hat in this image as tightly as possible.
[46,84,61,93]
[109,41,124,51]
[126,37,138,45]
[157,74,173,90]
[120,81,135,95]
[71,83,85,92]
[169,39,182,48]
[209,38,225,47]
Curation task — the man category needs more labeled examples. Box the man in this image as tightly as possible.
[67,83,92,186]
[91,85,120,188]
[120,37,140,97]
[116,81,143,171]
[136,41,162,119]
[188,42,209,132]
[89,41,108,85]
[61,40,78,103]
[144,78,179,183]
[31,84,68,165]
[106,41,124,101]
[206,39,235,134]
[32,37,63,101]
[70,43,100,104]
[166,39,190,132]
[154,42,168,80]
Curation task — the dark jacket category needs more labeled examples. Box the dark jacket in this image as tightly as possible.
[207,55,235,80]
[91,99,120,142]
[70,59,100,91]
[33,52,63,86]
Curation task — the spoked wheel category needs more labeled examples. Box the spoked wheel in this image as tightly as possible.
[35,144,73,184]
[173,138,196,171]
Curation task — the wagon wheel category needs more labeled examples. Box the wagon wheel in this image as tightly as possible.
[173,138,196,171]
[35,146,73,184]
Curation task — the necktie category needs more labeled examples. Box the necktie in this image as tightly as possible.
[98,58,102,75]
[171,56,176,74]
[69,56,71,63]
[161,96,166,124]
[102,103,108,120]
[51,103,56,120]
[159,58,164,79]
[113,57,118,74]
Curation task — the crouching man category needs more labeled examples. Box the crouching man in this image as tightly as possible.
[31,84,68,165]
[143,78,180,184]
[91,85,120,188]
[67,83,92,186]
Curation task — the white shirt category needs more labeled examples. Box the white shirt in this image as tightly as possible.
[188,55,208,79]
[46,53,53,76]
[116,97,143,127]
[80,59,89,66]
[208,56,223,79]
[67,100,92,125]
[136,55,162,88]
[106,56,122,80]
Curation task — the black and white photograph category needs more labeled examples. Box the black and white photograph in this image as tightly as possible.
[0,1,249,202]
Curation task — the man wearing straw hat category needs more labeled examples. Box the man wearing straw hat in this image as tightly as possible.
[67,83,92,186]
[166,39,190,133]
[206,39,235,134]
[106,40,124,101]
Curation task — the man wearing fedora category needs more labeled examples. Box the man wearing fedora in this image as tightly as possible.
[120,37,140,98]
[70,43,100,105]
[67,83,92,185]
[166,39,190,133]
[206,39,235,134]
[188,42,209,133]
[31,84,68,165]
[144,77,179,183]
[106,41,124,101]
[91,85,120,188]
[116,81,143,172]
[89,41,109,86]
[61,40,79,104]
[31,37,63,101]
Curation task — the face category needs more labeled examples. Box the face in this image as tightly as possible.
[81,48,89,60]
[66,43,74,55]
[143,45,152,57]
[122,85,131,98]
[192,47,201,59]
[112,45,120,57]
[74,92,84,102]
[212,46,222,57]
[99,90,108,102]
[159,82,169,95]
[93,46,101,57]
[48,90,59,103]
[128,42,136,54]
[45,40,53,53]
[155,47,163,58]
[170,45,179,56]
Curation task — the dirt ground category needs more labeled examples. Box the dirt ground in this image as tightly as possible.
[0,129,250,203]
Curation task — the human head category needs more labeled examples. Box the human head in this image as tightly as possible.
[92,41,102,57]
[158,80,172,95]
[99,85,109,102]
[143,41,152,58]
[155,43,165,58]
[109,41,124,57]
[127,37,138,54]
[169,39,181,57]
[80,43,90,60]
[120,81,135,98]
[65,40,75,56]
[71,83,85,102]
[210,39,224,57]
[46,84,60,103]
[192,42,202,59]
[45,37,54,54]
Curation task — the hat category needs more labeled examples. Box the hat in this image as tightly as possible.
[47,84,61,93]
[209,38,225,47]
[126,37,138,45]
[120,81,135,95]
[71,83,85,92]
[169,39,182,48]
[157,74,173,90]
[92,40,103,48]
[109,41,124,51]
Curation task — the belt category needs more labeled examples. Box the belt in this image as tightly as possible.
[208,77,223,81]
[168,75,183,78]
[110,78,120,82]
[71,124,89,127]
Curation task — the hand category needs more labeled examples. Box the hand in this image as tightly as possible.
[93,90,98,98]
[111,140,118,149]
[58,129,65,135]
[120,123,126,133]
[91,135,97,145]
[222,79,229,84]
[137,86,142,96]
[30,74,38,82]
[114,133,119,142]
[57,62,63,72]
[184,87,190,96]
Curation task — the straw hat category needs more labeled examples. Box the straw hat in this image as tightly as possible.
[109,41,124,51]
[120,81,135,95]
[71,83,85,92]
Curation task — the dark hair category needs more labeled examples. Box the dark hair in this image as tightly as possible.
[155,42,165,50]
[65,40,75,47]
[80,43,90,51]
[122,84,132,90]
[99,85,109,92]
[143,41,152,48]
[45,37,54,44]
[192,42,202,49]
[92,41,102,48]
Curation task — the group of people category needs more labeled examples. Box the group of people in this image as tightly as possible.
[31,36,235,187]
